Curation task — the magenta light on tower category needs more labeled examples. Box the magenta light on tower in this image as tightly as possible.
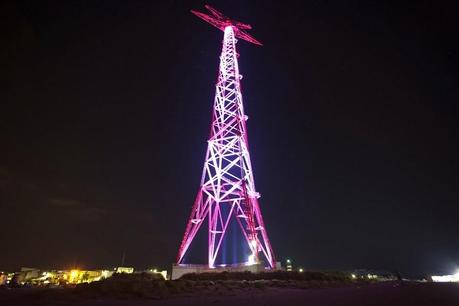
[176,5,275,269]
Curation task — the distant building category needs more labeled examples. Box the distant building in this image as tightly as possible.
[66,269,113,284]
[9,268,114,286]
[115,267,134,274]
[0,273,7,285]
[11,267,41,285]
[145,268,168,280]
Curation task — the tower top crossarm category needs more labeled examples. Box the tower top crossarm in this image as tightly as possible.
[191,5,263,46]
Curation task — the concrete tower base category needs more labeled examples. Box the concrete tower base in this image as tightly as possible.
[171,263,267,280]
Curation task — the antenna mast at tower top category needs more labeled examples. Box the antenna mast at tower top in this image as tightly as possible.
[191,5,263,46]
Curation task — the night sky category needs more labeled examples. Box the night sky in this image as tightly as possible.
[1,0,458,277]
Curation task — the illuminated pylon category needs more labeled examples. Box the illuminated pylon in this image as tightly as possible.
[176,5,275,269]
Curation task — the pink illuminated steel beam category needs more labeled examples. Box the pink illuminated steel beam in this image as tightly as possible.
[176,6,275,269]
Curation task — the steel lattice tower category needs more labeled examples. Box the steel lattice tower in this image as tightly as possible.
[177,5,275,269]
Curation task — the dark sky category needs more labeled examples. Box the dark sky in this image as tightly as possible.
[1,0,458,277]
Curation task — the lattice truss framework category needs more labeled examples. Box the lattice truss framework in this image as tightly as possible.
[177,26,275,268]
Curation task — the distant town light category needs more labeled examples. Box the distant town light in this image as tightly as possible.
[431,271,459,282]
[69,270,80,283]
[70,270,79,277]
[351,274,356,279]
[299,268,304,273]
[367,274,377,279]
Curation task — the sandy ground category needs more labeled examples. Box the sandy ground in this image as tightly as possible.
[1,281,459,306]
